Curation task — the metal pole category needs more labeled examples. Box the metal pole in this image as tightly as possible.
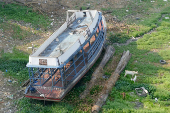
[28,68,31,84]
[51,68,53,88]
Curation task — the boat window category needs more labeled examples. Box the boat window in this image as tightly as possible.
[99,21,102,30]
[83,42,90,53]
[65,60,73,70]
[90,35,96,46]
[96,29,99,38]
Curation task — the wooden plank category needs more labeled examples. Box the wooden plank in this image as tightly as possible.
[91,50,132,113]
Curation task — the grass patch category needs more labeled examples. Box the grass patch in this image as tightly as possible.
[0,2,51,29]
[137,21,170,50]
[108,33,130,43]
[0,22,31,40]
[0,48,29,82]
[102,11,170,112]
[90,85,103,95]
[17,98,74,113]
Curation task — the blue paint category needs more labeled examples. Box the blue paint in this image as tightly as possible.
[27,12,105,90]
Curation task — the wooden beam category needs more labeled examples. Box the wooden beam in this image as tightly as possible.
[80,45,115,99]
[91,50,132,113]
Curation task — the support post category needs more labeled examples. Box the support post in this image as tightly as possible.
[50,68,53,88]
[73,58,77,75]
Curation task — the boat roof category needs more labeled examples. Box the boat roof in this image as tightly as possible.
[40,16,92,57]
[27,10,102,68]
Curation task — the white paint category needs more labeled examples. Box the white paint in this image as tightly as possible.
[27,10,100,68]
[28,57,58,67]
[31,22,67,57]
[58,40,80,64]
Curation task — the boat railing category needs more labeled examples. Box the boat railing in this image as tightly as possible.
[67,13,76,26]
[29,68,59,87]
[87,30,103,60]
[51,14,104,88]
[28,12,105,90]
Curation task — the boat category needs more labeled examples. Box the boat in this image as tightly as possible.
[25,10,107,101]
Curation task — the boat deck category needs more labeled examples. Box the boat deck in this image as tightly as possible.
[39,16,92,57]
[25,36,96,100]
[25,11,106,101]
[26,57,88,100]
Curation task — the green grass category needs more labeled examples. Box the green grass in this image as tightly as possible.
[106,0,170,44]
[0,22,31,40]
[17,98,74,113]
[0,48,29,82]
[0,0,170,112]
[137,21,170,50]
[108,33,130,43]
[0,2,51,29]
[90,85,103,95]
[101,14,170,113]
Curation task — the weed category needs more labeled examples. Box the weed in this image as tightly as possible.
[0,48,29,82]
[0,20,32,40]
[90,85,103,95]
[0,2,51,29]
[108,33,130,43]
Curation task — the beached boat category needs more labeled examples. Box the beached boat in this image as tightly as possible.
[25,10,107,101]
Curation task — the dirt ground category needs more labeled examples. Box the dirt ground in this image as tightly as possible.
[0,71,26,113]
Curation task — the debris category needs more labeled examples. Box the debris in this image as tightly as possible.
[155,98,158,102]
[7,94,13,99]
[40,94,45,97]
[126,10,129,12]
[12,80,17,84]
[5,102,10,106]
[135,87,148,97]
[163,0,167,1]
[121,92,126,99]
[160,60,166,64]
[151,1,155,2]
[136,17,140,20]
[8,79,12,83]
[165,17,169,19]
[102,75,109,79]
[51,22,54,26]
